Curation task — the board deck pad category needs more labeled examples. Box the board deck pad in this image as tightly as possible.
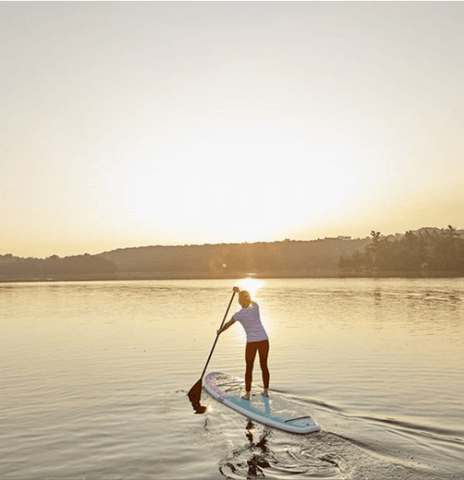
[204,372,320,434]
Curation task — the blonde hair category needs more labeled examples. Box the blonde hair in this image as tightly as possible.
[239,290,252,307]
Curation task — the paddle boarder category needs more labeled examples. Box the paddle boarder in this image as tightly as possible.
[217,287,270,400]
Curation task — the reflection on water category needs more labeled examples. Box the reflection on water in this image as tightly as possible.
[1,278,464,479]
[219,421,272,479]
[236,278,265,301]
[261,396,271,416]
[217,420,345,480]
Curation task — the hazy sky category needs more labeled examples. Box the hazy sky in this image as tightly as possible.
[2,2,464,258]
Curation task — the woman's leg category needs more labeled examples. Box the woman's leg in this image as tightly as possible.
[245,342,259,393]
[258,340,270,390]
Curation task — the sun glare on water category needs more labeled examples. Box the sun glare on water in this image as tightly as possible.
[237,278,265,300]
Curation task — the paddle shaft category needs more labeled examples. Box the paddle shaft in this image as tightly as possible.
[199,290,236,381]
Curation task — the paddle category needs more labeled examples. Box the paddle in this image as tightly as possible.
[187,288,237,413]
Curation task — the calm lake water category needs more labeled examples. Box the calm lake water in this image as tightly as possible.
[1,278,464,479]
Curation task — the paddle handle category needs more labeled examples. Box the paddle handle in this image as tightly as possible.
[199,289,237,381]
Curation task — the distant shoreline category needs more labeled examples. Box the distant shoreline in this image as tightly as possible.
[4,228,464,283]
[1,270,463,283]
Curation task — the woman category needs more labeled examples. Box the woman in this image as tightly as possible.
[217,287,270,400]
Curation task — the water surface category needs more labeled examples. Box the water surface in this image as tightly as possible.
[1,278,463,478]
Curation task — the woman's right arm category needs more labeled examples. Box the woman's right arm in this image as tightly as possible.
[217,318,236,335]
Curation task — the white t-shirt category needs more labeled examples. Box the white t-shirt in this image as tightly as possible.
[233,302,268,343]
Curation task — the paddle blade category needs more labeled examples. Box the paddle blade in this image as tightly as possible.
[188,379,202,403]
[187,379,207,414]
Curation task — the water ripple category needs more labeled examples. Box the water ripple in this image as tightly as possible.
[217,422,342,479]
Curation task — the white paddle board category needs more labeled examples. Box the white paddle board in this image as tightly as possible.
[204,372,320,434]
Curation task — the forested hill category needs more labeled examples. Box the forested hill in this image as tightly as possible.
[0,236,369,281]
[99,236,370,278]
[339,226,464,273]
[0,253,118,281]
[2,227,463,282]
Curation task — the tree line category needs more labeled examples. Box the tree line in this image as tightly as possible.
[0,253,118,278]
[100,237,369,276]
[338,226,464,272]
[0,237,367,280]
[2,228,462,280]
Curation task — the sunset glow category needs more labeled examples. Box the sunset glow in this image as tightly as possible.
[2,2,463,257]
